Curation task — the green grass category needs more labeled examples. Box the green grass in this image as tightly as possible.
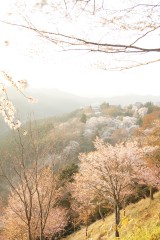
[63,192,160,240]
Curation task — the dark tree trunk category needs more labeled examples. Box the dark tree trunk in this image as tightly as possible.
[150,186,154,200]
[98,204,105,221]
[123,201,126,217]
[28,227,33,240]
[115,203,120,238]
[39,235,45,240]
[85,222,88,239]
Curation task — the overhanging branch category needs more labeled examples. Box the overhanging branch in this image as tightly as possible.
[1,19,160,54]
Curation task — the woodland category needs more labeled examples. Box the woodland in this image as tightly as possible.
[0,100,160,239]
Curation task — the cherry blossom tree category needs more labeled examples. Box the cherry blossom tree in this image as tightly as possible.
[73,137,158,237]
[71,181,96,238]
[136,119,160,199]
[43,207,68,239]
[0,127,68,240]
[2,188,68,240]
[1,165,68,240]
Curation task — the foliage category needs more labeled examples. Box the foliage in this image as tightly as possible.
[144,102,155,114]
[59,163,78,182]
[141,110,160,129]
[101,105,123,117]
[100,102,109,112]
[135,119,160,192]
[80,113,87,123]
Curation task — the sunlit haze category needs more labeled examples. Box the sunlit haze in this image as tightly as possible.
[0,0,159,98]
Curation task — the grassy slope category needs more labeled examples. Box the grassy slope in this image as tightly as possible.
[63,192,160,240]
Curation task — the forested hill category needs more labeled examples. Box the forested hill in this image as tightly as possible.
[1,87,160,136]
[1,101,160,239]
[0,87,91,136]
[0,101,159,198]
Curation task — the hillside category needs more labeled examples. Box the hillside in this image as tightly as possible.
[0,87,92,137]
[2,87,160,124]
[0,102,157,198]
[1,102,160,239]
[63,192,160,240]
[1,87,160,137]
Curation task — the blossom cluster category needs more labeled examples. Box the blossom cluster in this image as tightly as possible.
[0,94,21,130]
[0,71,37,130]
[1,71,28,91]
[74,137,160,207]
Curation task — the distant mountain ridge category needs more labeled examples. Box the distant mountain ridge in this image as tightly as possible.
[7,88,160,114]
[104,94,160,106]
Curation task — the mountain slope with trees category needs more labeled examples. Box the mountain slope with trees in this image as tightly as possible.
[0,101,160,239]
[1,87,160,137]
[63,191,160,240]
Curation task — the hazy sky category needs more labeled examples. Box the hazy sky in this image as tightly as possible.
[0,0,160,98]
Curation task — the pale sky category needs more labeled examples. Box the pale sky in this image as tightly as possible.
[0,0,160,98]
